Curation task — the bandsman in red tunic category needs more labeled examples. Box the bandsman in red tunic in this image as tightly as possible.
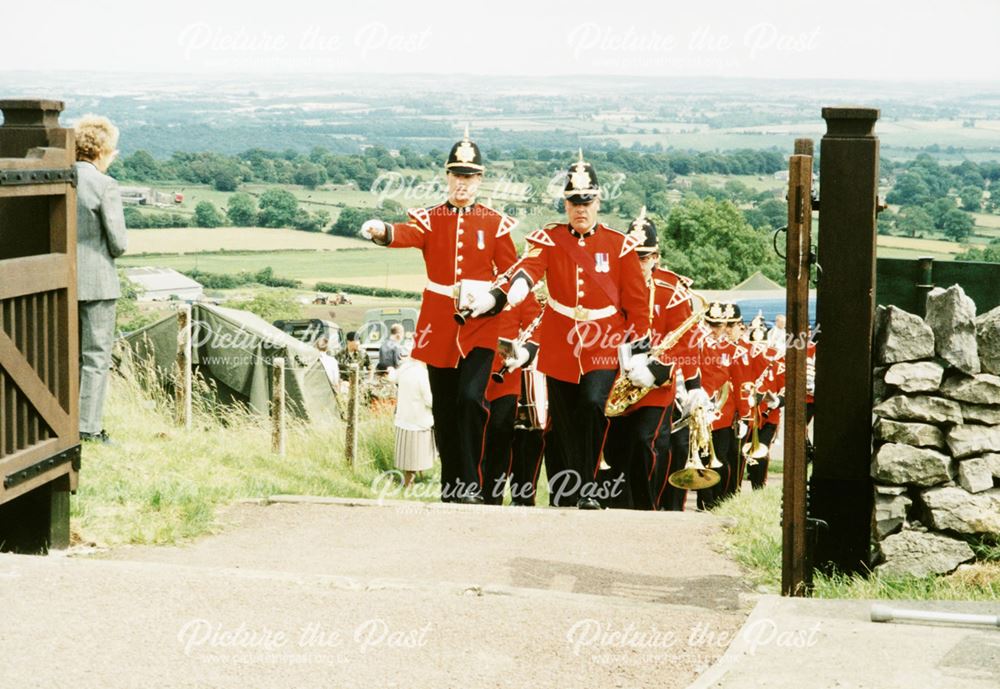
[741,322,783,489]
[601,208,695,510]
[361,128,518,503]
[746,330,785,490]
[493,152,650,509]
[684,302,753,509]
[481,291,544,505]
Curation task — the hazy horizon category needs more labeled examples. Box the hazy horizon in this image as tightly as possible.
[5,1,1000,81]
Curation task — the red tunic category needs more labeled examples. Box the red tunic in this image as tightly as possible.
[758,340,815,426]
[758,355,786,427]
[389,202,518,368]
[507,223,650,384]
[688,327,753,431]
[485,292,543,402]
[626,267,696,412]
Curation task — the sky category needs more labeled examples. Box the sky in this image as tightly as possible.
[2,0,999,81]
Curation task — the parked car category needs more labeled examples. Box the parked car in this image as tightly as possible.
[272,318,346,353]
[357,307,418,365]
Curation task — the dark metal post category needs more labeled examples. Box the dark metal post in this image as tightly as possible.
[782,139,813,596]
[916,256,935,316]
[812,107,880,575]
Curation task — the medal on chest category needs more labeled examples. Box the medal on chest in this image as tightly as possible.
[476,230,485,250]
[594,252,610,274]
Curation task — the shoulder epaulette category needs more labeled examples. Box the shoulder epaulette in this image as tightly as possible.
[654,268,694,288]
[406,207,433,233]
[478,202,516,236]
[496,213,518,238]
[525,228,555,246]
[619,231,642,257]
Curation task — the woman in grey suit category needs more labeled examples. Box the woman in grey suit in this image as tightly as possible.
[74,115,127,443]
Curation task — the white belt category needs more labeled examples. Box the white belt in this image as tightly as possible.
[548,297,616,322]
[426,281,458,298]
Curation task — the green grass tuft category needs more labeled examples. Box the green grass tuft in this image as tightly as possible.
[713,483,999,601]
[71,356,407,546]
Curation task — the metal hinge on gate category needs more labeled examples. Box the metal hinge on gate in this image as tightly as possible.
[0,167,77,187]
[3,445,81,489]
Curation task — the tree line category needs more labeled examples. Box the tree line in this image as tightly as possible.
[109,146,788,194]
[881,154,1000,243]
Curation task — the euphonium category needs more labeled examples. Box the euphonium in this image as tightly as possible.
[604,294,709,417]
[668,403,721,490]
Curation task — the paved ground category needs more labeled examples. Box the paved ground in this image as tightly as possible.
[1,498,753,689]
[4,494,994,689]
[690,596,1000,689]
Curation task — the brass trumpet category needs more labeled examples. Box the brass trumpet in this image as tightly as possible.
[604,293,708,417]
[454,265,520,325]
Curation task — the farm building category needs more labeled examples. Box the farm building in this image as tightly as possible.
[124,267,204,302]
[119,186,181,207]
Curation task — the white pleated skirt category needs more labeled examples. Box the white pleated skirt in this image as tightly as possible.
[394,427,436,471]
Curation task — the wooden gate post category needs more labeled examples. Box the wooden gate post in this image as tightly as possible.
[345,363,359,465]
[175,304,192,429]
[272,357,286,456]
[0,99,80,553]
[812,107,881,575]
[782,138,814,596]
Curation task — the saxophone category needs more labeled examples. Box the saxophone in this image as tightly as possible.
[604,293,708,417]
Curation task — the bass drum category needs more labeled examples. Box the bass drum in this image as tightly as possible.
[515,369,548,430]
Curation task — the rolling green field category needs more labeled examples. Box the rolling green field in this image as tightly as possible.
[119,248,430,290]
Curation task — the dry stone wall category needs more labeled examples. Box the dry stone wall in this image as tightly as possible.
[871,285,1000,577]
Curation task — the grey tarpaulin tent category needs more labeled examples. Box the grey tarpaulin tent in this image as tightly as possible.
[119,303,340,424]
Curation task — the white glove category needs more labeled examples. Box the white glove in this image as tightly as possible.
[683,387,711,415]
[627,364,656,388]
[764,391,781,410]
[625,352,648,372]
[467,290,497,318]
[503,343,531,370]
[737,419,749,439]
[507,277,531,307]
[360,219,387,241]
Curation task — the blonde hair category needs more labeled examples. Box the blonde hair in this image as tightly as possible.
[74,114,119,163]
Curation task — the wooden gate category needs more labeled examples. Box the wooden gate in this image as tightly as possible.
[0,99,79,551]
